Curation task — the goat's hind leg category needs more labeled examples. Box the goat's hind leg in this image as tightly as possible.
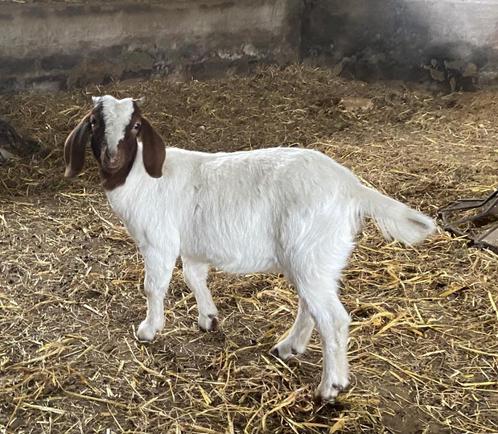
[182,258,219,331]
[271,297,314,360]
[300,279,351,401]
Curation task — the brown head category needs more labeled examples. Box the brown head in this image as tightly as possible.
[63,95,166,190]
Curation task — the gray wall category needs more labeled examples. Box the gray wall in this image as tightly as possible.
[302,0,498,88]
[0,0,301,92]
[1,0,498,92]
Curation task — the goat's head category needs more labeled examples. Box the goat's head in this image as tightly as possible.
[64,95,165,188]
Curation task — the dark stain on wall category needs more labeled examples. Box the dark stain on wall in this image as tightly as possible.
[1,0,498,93]
[300,0,498,88]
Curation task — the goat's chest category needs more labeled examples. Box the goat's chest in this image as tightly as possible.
[105,188,147,241]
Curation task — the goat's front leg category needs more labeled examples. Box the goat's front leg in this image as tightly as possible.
[136,248,176,342]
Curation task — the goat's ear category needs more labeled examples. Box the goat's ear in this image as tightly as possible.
[64,112,91,178]
[133,97,145,107]
[140,117,165,178]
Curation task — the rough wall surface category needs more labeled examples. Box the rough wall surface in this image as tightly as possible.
[1,0,498,92]
[302,0,498,88]
[0,0,301,92]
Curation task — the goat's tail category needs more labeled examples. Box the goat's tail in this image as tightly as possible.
[357,185,436,245]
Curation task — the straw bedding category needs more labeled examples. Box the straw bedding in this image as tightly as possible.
[0,66,497,433]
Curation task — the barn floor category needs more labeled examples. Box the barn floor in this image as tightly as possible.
[1,66,497,433]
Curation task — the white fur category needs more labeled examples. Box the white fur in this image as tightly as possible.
[92,96,134,154]
[102,139,435,400]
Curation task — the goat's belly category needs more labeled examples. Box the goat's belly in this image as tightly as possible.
[182,241,280,274]
[215,256,281,274]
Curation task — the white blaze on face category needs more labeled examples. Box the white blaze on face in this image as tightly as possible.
[92,95,134,155]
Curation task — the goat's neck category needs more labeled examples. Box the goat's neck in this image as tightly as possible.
[104,151,152,220]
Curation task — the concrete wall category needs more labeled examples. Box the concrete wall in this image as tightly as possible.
[302,0,498,88]
[1,0,498,92]
[0,0,301,92]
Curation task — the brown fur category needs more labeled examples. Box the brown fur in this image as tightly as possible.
[140,117,166,178]
[64,111,92,178]
[64,101,166,190]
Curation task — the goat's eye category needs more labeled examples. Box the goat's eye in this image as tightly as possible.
[90,116,97,127]
[133,122,141,131]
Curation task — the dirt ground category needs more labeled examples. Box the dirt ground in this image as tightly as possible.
[0,66,497,433]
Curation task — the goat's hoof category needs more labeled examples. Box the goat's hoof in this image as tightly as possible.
[270,345,281,359]
[313,383,347,403]
[270,344,292,361]
[198,314,218,332]
[270,342,303,361]
[313,392,336,404]
[136,321,157,342]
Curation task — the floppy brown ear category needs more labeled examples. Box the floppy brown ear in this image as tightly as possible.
[64,112,91,178]
[140,117,165,178]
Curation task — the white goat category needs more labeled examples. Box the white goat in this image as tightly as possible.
[64,95,435,401]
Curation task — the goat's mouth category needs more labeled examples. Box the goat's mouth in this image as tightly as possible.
[102,148,122,172]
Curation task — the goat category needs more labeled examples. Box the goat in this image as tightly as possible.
[64,95,435,401]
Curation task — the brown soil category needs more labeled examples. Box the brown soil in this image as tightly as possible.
[0,66,497,433]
